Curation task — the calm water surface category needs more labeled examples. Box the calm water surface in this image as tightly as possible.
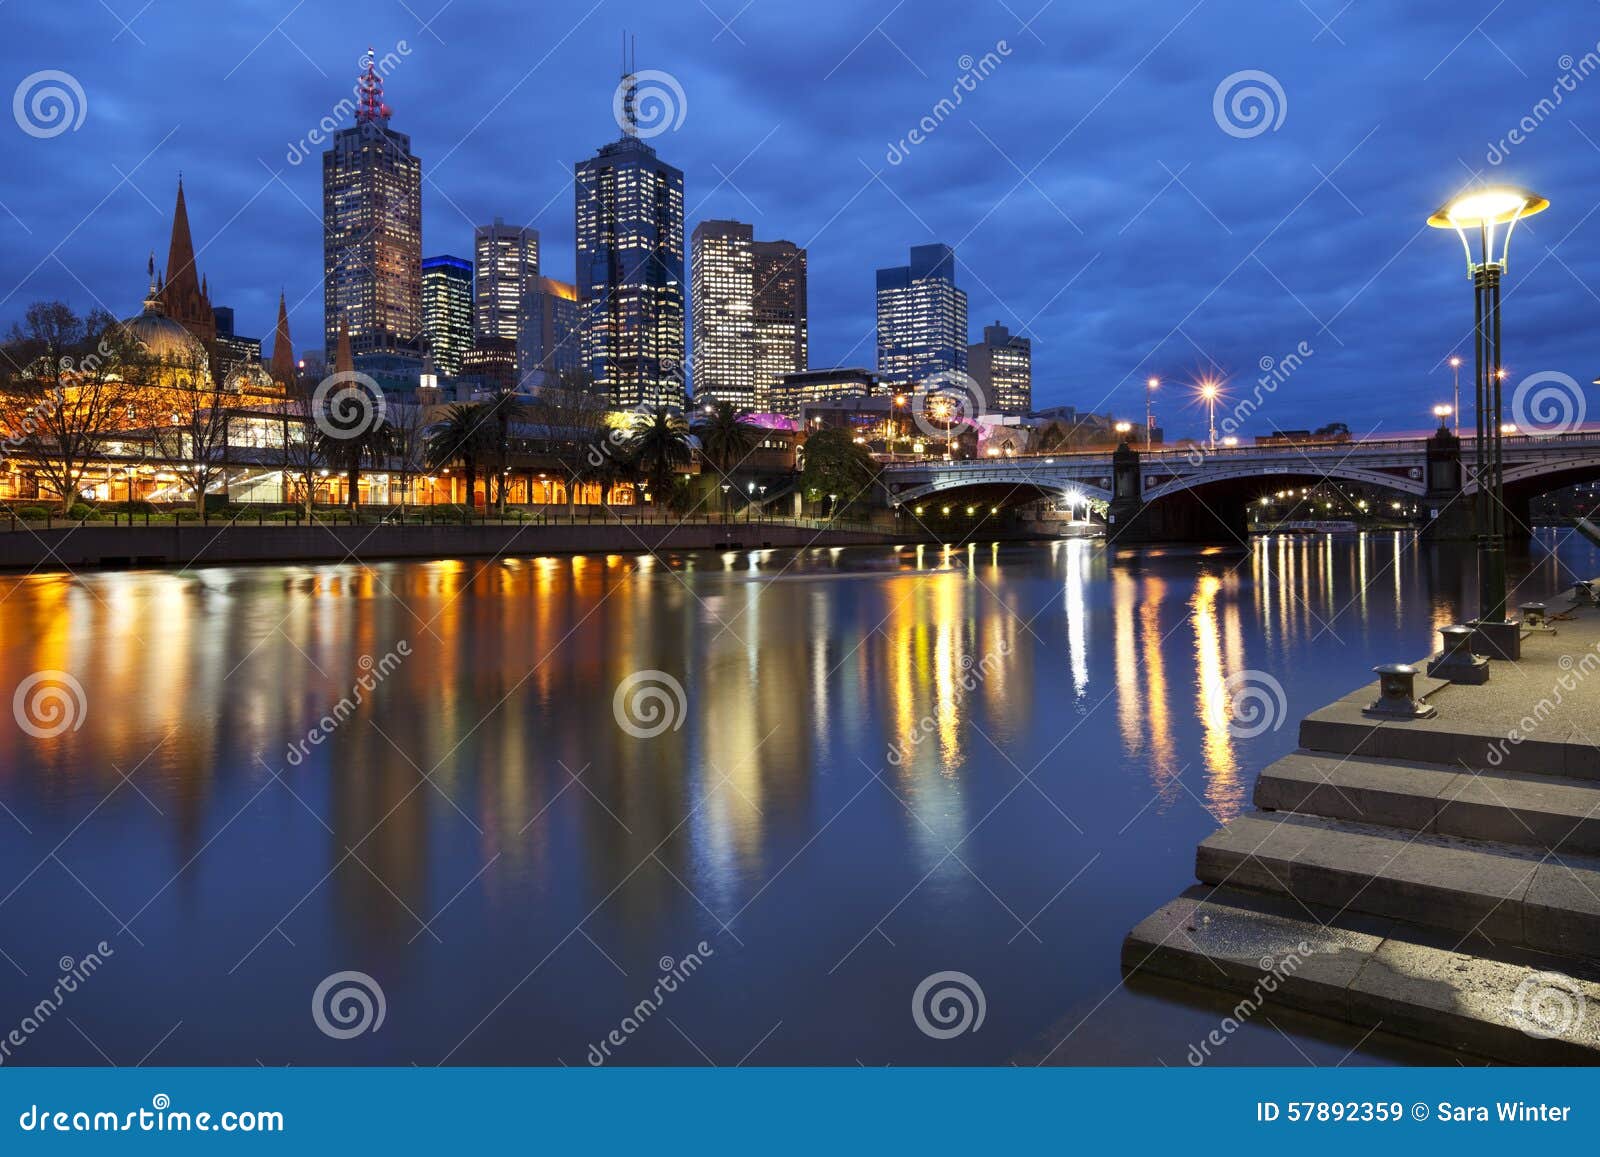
[1,531,1595,1065]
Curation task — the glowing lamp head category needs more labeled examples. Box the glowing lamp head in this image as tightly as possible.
[1200,382,1219,400]
[1114,420,1132,434]
[1433,404,1453,419]
[1146,377,1159,390]
[1429,185,1549,274]
[1449,356,1462,369]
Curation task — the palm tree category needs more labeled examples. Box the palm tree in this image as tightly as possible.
[692,401,761,511]
[692,401,760,474]
[424,403,495,510]
[627,405,691,510]
[316,420,391,514]
[483,383,528,514]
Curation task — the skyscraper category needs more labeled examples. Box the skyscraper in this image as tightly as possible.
[875,243,968,389]
[575,74,686,411]
[422,255,473,375]
[322,50,423,363]
[968,321,1032,414]
[519,277,580,388]
[474,220,539,343]
[690,220,807,412]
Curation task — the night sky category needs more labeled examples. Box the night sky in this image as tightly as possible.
[3,0,1597,440]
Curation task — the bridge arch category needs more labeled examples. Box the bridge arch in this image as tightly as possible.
[1142,462,1426,504]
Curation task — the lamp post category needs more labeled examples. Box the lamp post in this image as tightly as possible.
[1145,377,1158,451]
[1433,403,1453,429]
[1114,420,1132,445]
[1448,355,1462,436]
[1199,380,1220,448]
[1428,185,1549,627]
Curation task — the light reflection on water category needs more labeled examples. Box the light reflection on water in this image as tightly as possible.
[0,530,1593,1066]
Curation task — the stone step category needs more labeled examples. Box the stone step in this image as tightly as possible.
[1195,811,1600,958]
[1255,750,1600,854]
[1123,885,1600,1064]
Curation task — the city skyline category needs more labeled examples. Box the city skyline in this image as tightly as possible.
[3,4,1598,439]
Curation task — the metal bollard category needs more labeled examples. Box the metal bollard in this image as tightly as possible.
[1519,601,1555,633]
[1363,662,1438,719]
[1426,625,1489,684]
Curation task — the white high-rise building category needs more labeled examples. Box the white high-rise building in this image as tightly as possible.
[474,219,540,344]
[691,219,807,411]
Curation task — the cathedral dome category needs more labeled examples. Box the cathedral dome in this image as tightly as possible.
[225,360,276,394]
[123,298,208,369]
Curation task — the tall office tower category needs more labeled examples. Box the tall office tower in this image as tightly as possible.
[518,277,580,388]
[574,73,686,411]
[875,243,968,389]
[967,321,1032,414]
[322,49,423,363]
[751,238,806,408]
[690,220,754,410]
[422,255,473,375]
[211,306,262,383]
[690,220,808,411]
[473,219,539,343]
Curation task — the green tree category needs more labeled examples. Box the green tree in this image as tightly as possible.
[798,427,880,516]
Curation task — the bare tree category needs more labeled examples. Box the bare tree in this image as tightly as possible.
[144,345,232,514]
[386,396,428,515]
[0,303,149,510]
[278,379,322,517]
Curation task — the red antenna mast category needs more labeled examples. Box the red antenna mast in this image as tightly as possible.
[356,47,391,123]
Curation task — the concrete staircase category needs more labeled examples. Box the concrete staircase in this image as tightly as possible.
[1125,606,1600,1063]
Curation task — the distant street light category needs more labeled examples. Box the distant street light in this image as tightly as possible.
[1199,380,1221,447]
[1433,403,1454,426]
[1428,184,1549,627]
[1145,377,1158,451]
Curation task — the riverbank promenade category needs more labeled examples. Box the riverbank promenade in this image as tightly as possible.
[1125,581,1600,1063]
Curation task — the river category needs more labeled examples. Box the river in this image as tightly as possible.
[0,530,1593,1065]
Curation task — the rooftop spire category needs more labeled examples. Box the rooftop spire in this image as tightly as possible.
[355,46,392,124]
[269,291,295,386]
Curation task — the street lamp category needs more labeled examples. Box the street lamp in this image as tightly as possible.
[1448,355,1463,436]
[1199,380,1220,447]
[1433,403,1453,428]
[1145,377,1158,451]
[1114,420,1132,444]
[1428,184,1549,628]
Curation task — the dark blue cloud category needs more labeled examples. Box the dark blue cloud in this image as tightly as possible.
[2,0,1597,439]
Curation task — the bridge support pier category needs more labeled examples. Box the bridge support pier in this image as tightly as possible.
[1420,425,1474,543]
[1103,441,1250,546]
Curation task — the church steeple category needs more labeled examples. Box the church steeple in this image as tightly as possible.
[158,176,215,345]
[269,291,296,386]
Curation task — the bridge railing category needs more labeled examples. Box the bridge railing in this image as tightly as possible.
[880,428,1600,471]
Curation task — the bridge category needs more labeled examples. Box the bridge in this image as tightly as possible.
[881,428,1600,542]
